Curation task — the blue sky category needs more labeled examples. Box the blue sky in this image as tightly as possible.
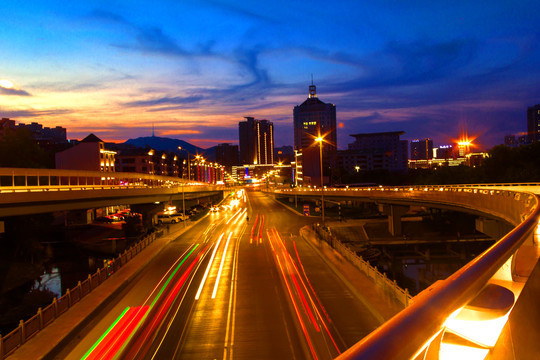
[1,0,539,150]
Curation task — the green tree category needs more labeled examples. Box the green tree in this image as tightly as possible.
[0,128,53,168]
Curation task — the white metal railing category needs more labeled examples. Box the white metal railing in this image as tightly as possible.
[0,168,214,193]
[309,224,412,307]
[275,185,540,359]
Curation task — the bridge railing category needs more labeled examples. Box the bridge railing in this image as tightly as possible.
[277,185,540,359]
[311,224,412,307]
[0,168,216,193]
[0,231,160,359]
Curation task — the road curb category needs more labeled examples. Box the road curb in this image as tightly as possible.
[299,226,388,325]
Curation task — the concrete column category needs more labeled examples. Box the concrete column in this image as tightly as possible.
[379,204,409,236]
[475,217,513,240]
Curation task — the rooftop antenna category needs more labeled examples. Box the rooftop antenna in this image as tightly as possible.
[309,74,317,98]
[152,122,155,137]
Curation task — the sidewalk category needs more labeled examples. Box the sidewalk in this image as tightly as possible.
[300,226,404,324]
[8,219,200,360]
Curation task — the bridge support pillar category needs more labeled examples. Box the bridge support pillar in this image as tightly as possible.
[475,217,513,240]
[379,204,409,236]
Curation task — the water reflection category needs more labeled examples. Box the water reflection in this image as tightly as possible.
[33,266,61,298]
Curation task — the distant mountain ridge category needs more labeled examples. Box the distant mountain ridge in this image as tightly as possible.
[124,136,215,161]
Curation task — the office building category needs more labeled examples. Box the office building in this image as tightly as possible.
[238,117,274,165]
[410,138,433,160]
[338,131,408,172]
[215,143,239,172]
[527,104,540,142]
[293,83,337,185]
[115,147,155,174]
[435,145,454,159]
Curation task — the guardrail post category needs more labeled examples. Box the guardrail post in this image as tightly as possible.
[38,307,43,329]
[404,288,410,306]
[19,320,25,344]
[77,281,82,298]
[96,268,101,284]
[66,289,71,307]
[53,297,58,317]
[88,274,92,290]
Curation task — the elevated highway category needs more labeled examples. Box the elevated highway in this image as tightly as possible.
[1,171,539,359]
[0,168,226,217]
[275,184,540,359]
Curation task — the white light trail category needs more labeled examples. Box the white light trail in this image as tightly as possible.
[195,233,224,300]
[212,232,233,299]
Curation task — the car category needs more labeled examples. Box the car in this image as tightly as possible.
[95,216,115,223]
[157,214,182,224]
[210,205,219,212]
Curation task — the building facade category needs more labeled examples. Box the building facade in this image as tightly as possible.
[238,117,274,165]
[410,138,433,160]
[215,143,239,172]
[527,104,540,142]
[293,84,337,185]
[55,133,116,172]
[115,148,155,174]
[338,131,408,172]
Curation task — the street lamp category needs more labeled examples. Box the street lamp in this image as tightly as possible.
[177,146,191,181]
[315,136,325,226]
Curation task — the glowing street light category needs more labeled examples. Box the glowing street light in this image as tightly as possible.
[315,136,325,225]
[178,146,191,181]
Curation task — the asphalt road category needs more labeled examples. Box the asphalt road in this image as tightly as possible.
[55,188,379,360]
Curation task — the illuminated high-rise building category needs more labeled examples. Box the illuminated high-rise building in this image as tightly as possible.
[293,83,337,185]
[527,104,540,142]
[238,117,274,165]
[410,138,433,160]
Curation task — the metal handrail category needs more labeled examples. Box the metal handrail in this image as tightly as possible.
[283,186,539,359]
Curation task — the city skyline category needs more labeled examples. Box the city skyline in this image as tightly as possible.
[1,1,540,149]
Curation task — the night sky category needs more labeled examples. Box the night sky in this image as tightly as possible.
[1,1,539,150]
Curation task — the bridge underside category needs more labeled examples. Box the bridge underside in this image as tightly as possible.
[0,189,224,217]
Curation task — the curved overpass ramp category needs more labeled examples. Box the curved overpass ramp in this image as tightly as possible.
[276,185,540,359]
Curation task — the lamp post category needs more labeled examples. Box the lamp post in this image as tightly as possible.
[315,136,325,226]
[178,146,191,181]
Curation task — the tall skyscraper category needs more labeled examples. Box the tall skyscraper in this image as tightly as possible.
[293,83,337,185]
[527,104,540,142]
[410,138,433,160]
[238,117,274,165]
[215,143,239,172]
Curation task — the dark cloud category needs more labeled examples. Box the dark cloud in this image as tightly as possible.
[0,87,31,96]
[0,108,72,118]
[123,95,204,108]
[203,1,279,24]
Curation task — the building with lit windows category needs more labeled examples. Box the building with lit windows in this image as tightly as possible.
[527,104,540,142]
[338,131,407,172]
[55,133,116,172]
[293,83,337,185]
[410,138,433,160]
[238,117,274,165]
[115,147,155,174]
